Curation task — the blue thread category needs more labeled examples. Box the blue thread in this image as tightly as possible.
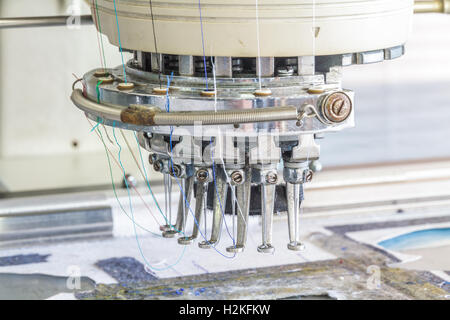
[162,76,235,258]
[90,117,103,133]
[112,123,186,271]
[210,137,236,246]
[92,121,160,236]
[165,72,174,112]
[133,131,182,233]
[169,128,236,259]
[112,0,127,83]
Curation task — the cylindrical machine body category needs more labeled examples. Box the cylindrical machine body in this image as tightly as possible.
[92,0,414,57]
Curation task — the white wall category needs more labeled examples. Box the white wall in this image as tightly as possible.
[321,14,450,167]
[0,0,128,158]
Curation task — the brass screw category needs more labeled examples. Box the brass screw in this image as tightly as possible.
[322,92,352,123]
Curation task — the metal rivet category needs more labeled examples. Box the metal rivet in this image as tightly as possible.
[97,76,114,84]
[94,70,109,78]
[254,89,272,97]
[117,82,135,91]
[201,90,216,97]
[307,87,325,94]
[153,87,169,95]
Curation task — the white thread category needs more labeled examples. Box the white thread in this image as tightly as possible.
[255,0,262,90]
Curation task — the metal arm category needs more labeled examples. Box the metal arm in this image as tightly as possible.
[0,15,93,29]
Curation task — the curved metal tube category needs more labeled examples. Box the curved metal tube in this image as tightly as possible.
[71,89,122,122]
[71,89,299,126]
[414,0,450,13]
[152,106,299,126]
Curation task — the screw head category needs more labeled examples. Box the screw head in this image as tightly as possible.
[231,171,244,185]
[265,171,278,184]
[153,160,163,172]
[196,169,209,182]
[304,170,314,182]
[170,165,182,178]
[322,92,352,123]
[148,154,156,165]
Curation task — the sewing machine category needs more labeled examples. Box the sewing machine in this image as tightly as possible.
[0,0,450,300]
